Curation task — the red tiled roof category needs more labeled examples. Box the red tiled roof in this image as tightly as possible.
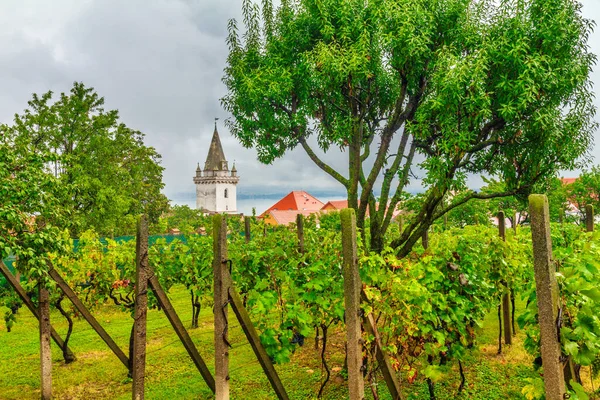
[561,177,578,185]
[260,191,324,217]
[265,210,316,225]
[321,200,348,210]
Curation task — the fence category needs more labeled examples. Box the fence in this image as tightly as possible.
[0,199,595,399]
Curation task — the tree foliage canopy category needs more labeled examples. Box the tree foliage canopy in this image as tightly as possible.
[1,82,168,238]
[223,0,597,255]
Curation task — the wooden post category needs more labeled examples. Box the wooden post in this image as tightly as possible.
[529,194,565,400]
[498,212,511,346]
[361,306,403,400]
[296,214,305,254]
[226,275,289,400]
[132,215,149,400]
[213,214,230,400]
[586,204,594,232]
[244,216,251,243]
[148,274,215,392]
[39,282,52,400]
[0,261,75,362]
[422,229,429,250]
[47,265,129,368]
[340,209,364,400]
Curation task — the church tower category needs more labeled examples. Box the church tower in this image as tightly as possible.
[193,122,239,213]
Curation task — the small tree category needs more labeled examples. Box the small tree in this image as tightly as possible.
[223,0,596,256]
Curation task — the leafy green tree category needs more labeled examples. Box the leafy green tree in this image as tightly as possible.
[0,131,68,275]
[542,176,570,222]
[445,195,492,228]
[566,166,600,218]
[1,82,168,237]
[223,0,596,256]
[480,178,527,225]
[164,204,211,234]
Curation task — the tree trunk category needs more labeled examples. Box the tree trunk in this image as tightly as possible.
[55,294,76,363]
[317,325,330,399]
[427,355,436,400]
[369,223,384,254]
[497,303,502,354]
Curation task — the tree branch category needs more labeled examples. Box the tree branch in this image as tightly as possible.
[433,189,520,220]
[298,136,349,188]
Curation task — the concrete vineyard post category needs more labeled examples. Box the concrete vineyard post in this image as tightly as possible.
[422,229,429,250]
[244,216,251,243]
[340,209,365,400]
[498,211,506,241]
[39,282,52,400]
[529,194,566,400]
[498,211,511,346]
[586,204,594,232]
[132,215,149,400]
[296,214,305,254]
[558,209,564,224]
[213,214,230,400]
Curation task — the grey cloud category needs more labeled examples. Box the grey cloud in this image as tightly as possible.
[0,0,599,207]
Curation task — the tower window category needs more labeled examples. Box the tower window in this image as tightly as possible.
[224,188,229,198]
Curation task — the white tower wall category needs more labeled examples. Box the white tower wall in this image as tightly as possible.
[193,123,239,214]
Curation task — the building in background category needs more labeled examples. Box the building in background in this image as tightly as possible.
[193,122,239,213]
[321,200,348,211]
[260,191,324,225]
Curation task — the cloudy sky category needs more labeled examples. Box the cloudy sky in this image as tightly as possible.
[2,0,600,212]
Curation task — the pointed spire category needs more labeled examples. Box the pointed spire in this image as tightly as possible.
[204,120,228,171]
[196,163,201,172]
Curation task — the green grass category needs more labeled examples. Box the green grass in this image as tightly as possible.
[0,287,591,399]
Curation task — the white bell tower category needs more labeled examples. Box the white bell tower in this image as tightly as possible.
[193,121,239,213]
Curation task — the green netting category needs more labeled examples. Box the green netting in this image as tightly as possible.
[0,256,15,289]
[71,234,202,252]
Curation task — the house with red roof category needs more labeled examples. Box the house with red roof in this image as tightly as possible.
[260,191,325,225]
[561,177,584,217]
[261,191,407,225]
[321,200,348,210]
[263,209,317,226]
